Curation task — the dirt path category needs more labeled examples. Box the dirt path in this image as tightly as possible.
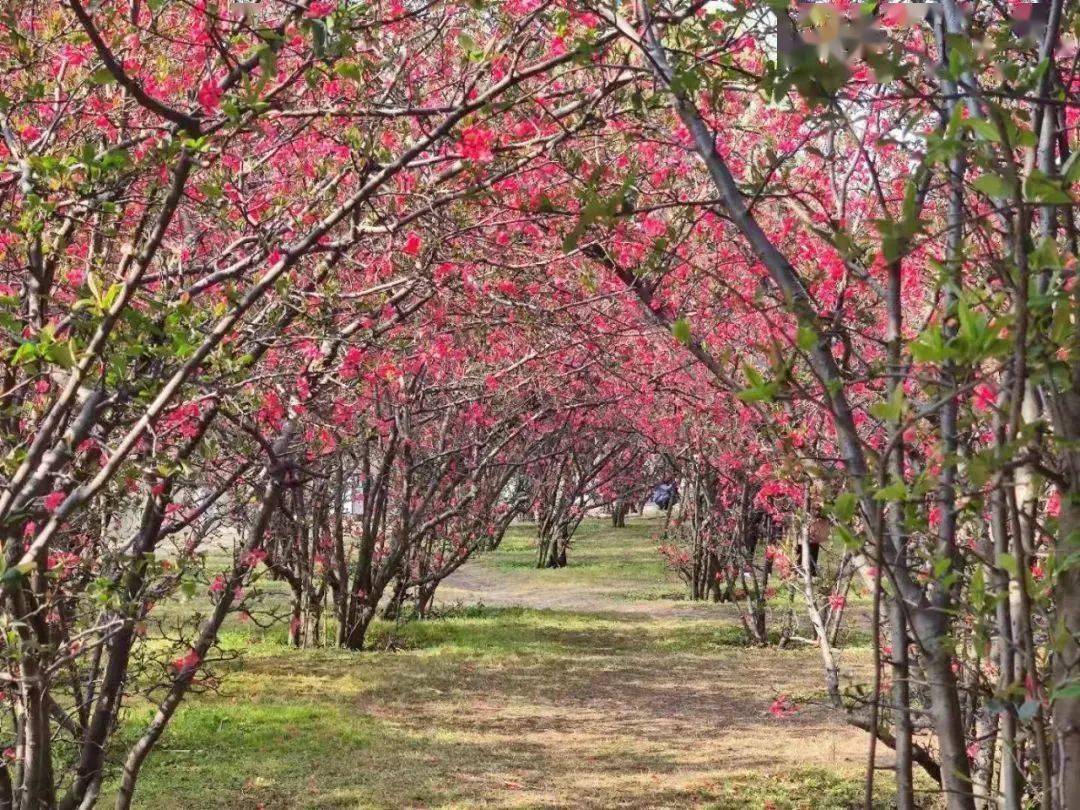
[138,520,890,809]
[438,560,732,619]
[402,522,889,807]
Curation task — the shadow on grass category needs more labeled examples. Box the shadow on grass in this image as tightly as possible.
[112,519,890,809]
[113,666,890,809]
[364,605,753,655]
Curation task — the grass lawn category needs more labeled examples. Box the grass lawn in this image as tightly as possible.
[109,518,908,809]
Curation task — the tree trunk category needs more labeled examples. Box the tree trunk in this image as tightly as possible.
[382,578,409,620]
[288,581,303,648]
[19,652,55,810]
[611,499,629,528]
[416,583,437,618]
[914,611,977,810]
[342,605,375,651]
[1053,480,1080,807]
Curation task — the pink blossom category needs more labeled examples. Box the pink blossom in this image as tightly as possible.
[459,126,496,162]
[197,78,222,112]
[973,383,997,412]
[171,648,201,675]
[43,490,66,513]
[928,505,942,528]
[769,695,796,718]
[403,231,423,256]
[307,0,335,17]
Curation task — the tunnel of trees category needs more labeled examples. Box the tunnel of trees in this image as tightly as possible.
[0,0,1078,807]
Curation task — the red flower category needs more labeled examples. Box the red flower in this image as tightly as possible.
[973,384,997,412]
[171,648,201,675]
[879,3,908,27]
[403,231,423,256]
[459,125,496,162]
[769,695,797,718]
[928,504,942,528]
[43,490,66,513]
[307,0,335,17]
[197,78,222,112]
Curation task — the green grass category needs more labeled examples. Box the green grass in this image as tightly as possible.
[366,605,751,654]
[107,519,904,809]
[706,768,893,809]
[481,517,681,600]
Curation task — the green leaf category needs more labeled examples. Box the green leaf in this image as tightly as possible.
[671,318,691,345]
[1031,237,1063,271]
[102,283,123,310]
[1024,170,1073,204]
[1062,149,1080,184]
[831,492,858,523]
[743,364,763,387]
[874,481,907,502]
[796,325,818,351]
[43,341,75,369]
[669,67,702,96]
[0,560,35,586]
[832,524,860,551]
[561,225,585,253]
[11,342,38,365]
[869,384,905,423]
[88,68,117,85]
[932,555,952,578]
[909,328,947,363]
[1052,680,1080,701]
[973,174,1010,198]
[966,118,1001,143]
[334,62,363,82]
[737,363,776,403]
[970,565,986,610]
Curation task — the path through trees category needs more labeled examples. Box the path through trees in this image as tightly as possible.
[125,519,892,808]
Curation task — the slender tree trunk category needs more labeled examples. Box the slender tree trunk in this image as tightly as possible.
[1052,476,1080,807]
[333,461,350,647]
[115,421,294,810]
[288,581,303,648]
[914,610,977,810]
[383,578,409,621]
[19,653,54,810]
